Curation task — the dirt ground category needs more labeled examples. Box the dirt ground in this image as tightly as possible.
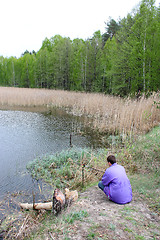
[1,185,160,240]
[45,185,160,240]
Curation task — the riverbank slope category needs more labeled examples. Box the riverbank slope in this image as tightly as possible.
[1,125,159,240]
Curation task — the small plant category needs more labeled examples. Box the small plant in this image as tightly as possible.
[108,223,116,231]
[134,235,145,240]
[99,212,107,216]
[124,227,133,233]
[87,232,96,239]
[119,206,135,217]
[125,217,137,225]
[63,210,88,224]
[153,99,160,109]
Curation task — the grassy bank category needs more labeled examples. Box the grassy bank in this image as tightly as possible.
[26,148,107,190]
[0,87,160,239]
[0,87,159,136]
[1,127,160,239]
[16,126,158,240]
[2,127,159,239]
[25,127,160,219]
[26,126,160,212]
[128,126,160,214]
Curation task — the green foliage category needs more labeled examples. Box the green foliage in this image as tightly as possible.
[116,125,160,174]
[132,126,160,174]
[108,223,116,231]
[105,18,120,40]
[87,232,96,239]
[134,235,145,240]
[63,210,88,224]
[153,98,160,108]
[26,147,106,189]
[124,227,133,233]
[0,0,159,96]
[113,125,160,214]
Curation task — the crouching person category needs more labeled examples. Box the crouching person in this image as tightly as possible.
[98,155,132,204]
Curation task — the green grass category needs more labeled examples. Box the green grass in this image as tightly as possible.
[63,210,88,224]
[87,232,96,239]
[132,126,160,174]
[124,227,133,233]
[27,147,107,189]
[134,235,145,240]
[108,223,116,231]
[124,126,160,214]
[26,126,160,215]
[25,125,160,239]
[27,209,88,240]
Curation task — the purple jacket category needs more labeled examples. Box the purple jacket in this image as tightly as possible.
[102,163,132,204]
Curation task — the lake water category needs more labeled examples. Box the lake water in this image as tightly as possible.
[0,108,94,201]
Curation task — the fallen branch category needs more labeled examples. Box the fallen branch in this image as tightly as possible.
[16,215,29,238]
[20,202,52,210]
[20,188,78,212]
[49,231,55,240]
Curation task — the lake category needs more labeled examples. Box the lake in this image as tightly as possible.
[0,108,96,202]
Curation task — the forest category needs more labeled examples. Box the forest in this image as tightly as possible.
[0,0,159,97]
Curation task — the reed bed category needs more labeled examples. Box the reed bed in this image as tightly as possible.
[0,87,159,135]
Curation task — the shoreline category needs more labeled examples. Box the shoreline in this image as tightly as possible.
[0,87,159,136]
[0,88,159,239]
[0,126,159,239]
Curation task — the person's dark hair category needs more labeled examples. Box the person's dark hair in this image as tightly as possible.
[107,155,116,164]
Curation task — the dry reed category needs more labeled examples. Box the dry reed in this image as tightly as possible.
[0,87,159,135]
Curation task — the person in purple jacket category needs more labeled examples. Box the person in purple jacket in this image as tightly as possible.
[98,155,132,204]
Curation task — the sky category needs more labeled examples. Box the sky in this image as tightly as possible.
[0,0,159,58]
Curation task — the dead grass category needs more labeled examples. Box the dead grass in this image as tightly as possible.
[0,87,159,135]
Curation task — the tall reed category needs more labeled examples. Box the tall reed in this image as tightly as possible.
[0,87,159,135]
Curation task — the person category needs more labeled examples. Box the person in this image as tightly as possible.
[98,155,132,204]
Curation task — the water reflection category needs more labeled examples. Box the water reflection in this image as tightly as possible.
[0,109,92,199]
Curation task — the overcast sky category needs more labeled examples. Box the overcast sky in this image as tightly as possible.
[0,0,159,58]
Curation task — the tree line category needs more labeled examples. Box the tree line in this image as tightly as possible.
[0,0,159,97]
